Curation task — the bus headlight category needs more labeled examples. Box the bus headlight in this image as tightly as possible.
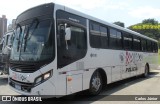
[34,70,53,85]
[44,72,51,79]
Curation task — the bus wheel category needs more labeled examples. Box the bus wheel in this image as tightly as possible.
[143,65,149,78]
[0,71,3,75]
[89,71,102,95]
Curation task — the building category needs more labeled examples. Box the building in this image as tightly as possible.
[0,15,7,39]
[8,19,16,31]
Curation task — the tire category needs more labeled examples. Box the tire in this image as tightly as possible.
[89,71,103,95]
[0,71,2,75]
[143,65,149,78]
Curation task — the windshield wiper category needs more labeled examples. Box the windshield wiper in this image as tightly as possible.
[23,18,39,52]
[16,24,22,52]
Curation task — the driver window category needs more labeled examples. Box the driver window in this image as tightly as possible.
[57,23,87,68]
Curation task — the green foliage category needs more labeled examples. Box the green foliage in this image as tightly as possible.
[142,19,158,25]
[128,19,160,40]
[113,21,125,27]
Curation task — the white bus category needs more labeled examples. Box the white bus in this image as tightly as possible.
[9,3,158,97]
[0,30,14,75]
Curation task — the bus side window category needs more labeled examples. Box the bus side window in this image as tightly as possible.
[90,22,101,48]
[155,42,158,53]
[147,40,152,52]
[109,28,117,48]
[109,29,122,49]
[123,33,133,50]
[100,26,108,49]
[116,31,122,49]
[133,36,141,51]
[141,39,147,51]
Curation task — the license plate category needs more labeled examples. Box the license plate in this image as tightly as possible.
[15,84,21,90]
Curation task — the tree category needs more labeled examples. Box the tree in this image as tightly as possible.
[129,18,160,48]
[142,19,158,25]
[113,21,125,27]
[128,19,160,40]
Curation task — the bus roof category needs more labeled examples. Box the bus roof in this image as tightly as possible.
[62,4,157,42]
[16,3,158,42]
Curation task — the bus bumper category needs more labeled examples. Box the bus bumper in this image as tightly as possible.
[9,77,56,98]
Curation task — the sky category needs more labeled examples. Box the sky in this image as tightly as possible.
[1,0,160,27]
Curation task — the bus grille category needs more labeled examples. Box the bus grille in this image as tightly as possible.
[10,63,37,73]
[9,78,33,93]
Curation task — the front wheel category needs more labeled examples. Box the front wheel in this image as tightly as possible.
[89,71,103,95]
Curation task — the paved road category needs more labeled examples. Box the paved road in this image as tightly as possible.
[0,69,160,104]
[0,75,18,95]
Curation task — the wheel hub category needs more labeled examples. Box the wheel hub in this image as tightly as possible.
[92,77,101,91]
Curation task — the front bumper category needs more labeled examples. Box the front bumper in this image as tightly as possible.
[9,77,56,96]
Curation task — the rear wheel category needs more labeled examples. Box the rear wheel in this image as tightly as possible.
[143,65,149,78]
[0,71,2,75]
[89,71,103,95]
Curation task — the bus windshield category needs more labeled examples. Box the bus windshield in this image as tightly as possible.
[10,20,54,62]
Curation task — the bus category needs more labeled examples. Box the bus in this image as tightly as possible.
[9,3,158,97]
[0,30,14,75]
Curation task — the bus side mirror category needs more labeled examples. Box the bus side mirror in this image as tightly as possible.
[65,27,71,41]
[65,27,71,50]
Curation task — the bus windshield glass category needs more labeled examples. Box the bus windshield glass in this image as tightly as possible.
[10,20,54,62]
